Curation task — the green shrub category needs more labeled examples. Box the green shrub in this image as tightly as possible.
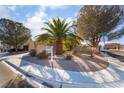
[37,50,48,59]
[65,54,73,60]
[115,43,121,50]
[29,49,36,57]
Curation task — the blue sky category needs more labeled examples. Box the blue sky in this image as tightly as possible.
[0,5,124,45]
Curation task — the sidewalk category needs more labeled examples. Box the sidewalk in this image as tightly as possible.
[3,53,124,88]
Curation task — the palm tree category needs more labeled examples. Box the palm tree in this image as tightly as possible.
[63,32,82,51]
[36,17,82,55]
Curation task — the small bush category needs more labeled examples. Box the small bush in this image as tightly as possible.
[65,54,73,60]
[29,49,36,57]
[37,50,48,59]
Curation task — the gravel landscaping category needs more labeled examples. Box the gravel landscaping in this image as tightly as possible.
[22,53,109,72]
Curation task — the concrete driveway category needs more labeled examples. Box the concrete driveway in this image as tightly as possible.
[2,53,124,88]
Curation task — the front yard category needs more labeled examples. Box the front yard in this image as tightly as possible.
[22,53,109,72]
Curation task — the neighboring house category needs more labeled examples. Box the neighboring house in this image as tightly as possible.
[121,45,124,50]
[0,41,9,52]
[0,38,52,53]
[0,38,47,52]
[104,43,117,49]
[0,38,36,52]
[20,38,50,53]
[104,43,124,50]
[20,38,36,51]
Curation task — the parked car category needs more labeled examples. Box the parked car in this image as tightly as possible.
[8,48,25,53]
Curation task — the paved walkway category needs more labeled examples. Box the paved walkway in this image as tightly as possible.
[2,53,124,88]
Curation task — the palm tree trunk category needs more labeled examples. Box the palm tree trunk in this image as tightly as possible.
[55,41,63,55]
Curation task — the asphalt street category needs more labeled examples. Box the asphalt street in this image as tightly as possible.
[0,61,17,87]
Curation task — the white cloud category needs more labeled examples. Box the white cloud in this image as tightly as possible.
[59,17,73,25]
[7,6,17,11]
[39,6,47,11]
[66,17,73,23]
[24,7,47,38]
[66,17,74,27]
[38,5,68,10]
[56,17,72,22]
[48,5,68,10]
[50,17,73,27]
[24,5,68,39]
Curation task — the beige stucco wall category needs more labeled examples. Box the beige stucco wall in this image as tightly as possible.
[20,38,35,51]
[28,39,35,51]
[20,38,52,53]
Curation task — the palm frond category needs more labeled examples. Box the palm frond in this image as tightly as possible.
[36,17,81,46]
[35,33,52,43]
